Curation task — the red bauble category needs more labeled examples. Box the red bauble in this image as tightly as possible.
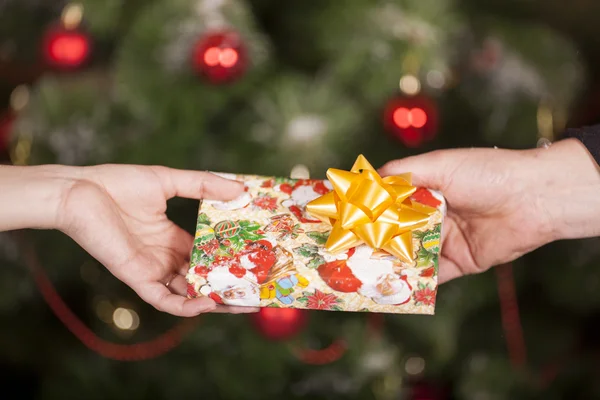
[0,113,15,153]
[42,26,91,69]
[384,95,439,148]
[251,307,308,341]
[191,31,248,84]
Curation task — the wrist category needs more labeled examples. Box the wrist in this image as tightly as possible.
[533,138,600,242]
[0,164,81,231]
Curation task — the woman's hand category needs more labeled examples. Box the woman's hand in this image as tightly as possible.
[54,164,256,316]
[379,139,600,284]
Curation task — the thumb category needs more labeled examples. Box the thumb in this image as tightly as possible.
[378,149,458,190]
[152,166,245,201]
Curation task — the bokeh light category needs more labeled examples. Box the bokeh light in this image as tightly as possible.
[112,307,140,331]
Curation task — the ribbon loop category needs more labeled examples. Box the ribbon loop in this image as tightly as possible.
[306,155,433,264]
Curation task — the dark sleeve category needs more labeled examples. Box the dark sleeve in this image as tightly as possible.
[563,125,600,166]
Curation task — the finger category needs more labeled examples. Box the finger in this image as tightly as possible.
[166,274,188,296]
[211,305,260,314]
[166,273,259,313]
[378,150,459,190]
[167,225,194,261]
[139,282,217,317]
[438,255,463,284]
[152,166,244,201]
[178,262,192,276]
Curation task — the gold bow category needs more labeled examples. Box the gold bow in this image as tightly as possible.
[305,155,436,263]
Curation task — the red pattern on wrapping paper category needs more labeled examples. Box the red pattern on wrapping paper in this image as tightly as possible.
[293,179,330,195]
[229,265,246,278]
[278,183,293,194]
[410,187,441,208]
[305,289,340,310]
[213,255,234,267]
[193,240,277,284]
[413,285,436,307]
[187,284,198,297]
[194,265,210,278]
[289,204,321,223]
[317,249,362,293]
[420,266,436,278]
[208,292,224,304]
[261,179,274,188]
[197,238,219,256]
[238,240,276,284]
[394,275,413,305]
[252,195,278,211]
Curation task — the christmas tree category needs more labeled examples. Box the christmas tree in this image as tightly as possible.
[1,0,599,399]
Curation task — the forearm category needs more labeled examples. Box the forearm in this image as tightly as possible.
[0,165,79,231]
[535,138,600,241]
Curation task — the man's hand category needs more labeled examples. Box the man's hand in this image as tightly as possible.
[379,139,600,284]
[55,164,257,316]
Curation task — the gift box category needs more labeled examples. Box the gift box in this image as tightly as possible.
[186,156,446,314]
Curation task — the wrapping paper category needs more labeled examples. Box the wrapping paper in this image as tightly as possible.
[186,174,445,314]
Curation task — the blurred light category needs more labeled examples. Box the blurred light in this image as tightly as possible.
[262,307,299,324]
[252,307,307,340]
[290,164,310,179]
[219,48,238,68]
[426,70,445,89]
[46,32,90,67]
[9,85,29,112]
[405,356,425,375]
[286,114,327,143]
[392,107,427,129]
[553,107,567,133]
[113,307,140,330]
[410,108,427,128]
[203,47,239,68]
[191,31,248,84]
[384,95,438,148]
[11,138,31,165]
[537,102,554,140]
[203,47,221,66]
[392,108,411,129]
[399,74,421,95]
[61,3,84,30]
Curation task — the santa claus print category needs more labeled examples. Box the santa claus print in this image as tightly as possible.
[198,266,261,307]
[237,239,278,284]
[317,245,412,306]
[280,179,333,223]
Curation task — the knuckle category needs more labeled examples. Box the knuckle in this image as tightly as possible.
[380,159,403,174]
